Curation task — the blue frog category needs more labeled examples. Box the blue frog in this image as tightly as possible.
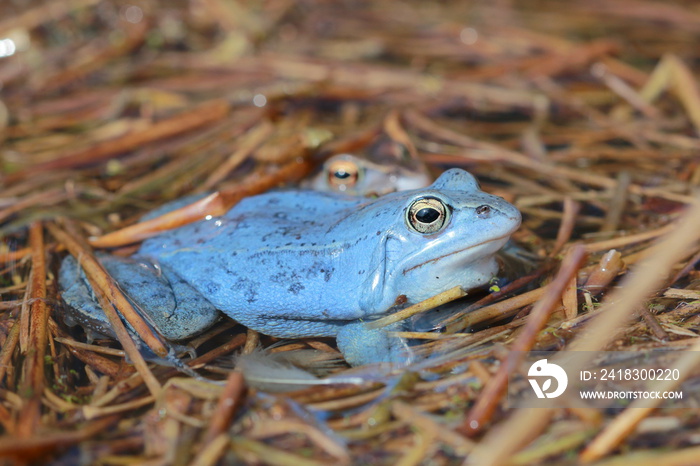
[59,169,521,366]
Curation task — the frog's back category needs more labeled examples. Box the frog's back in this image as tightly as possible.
[138,191,378,330]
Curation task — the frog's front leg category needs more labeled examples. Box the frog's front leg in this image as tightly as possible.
[59,254,220,344]
[336,320,412,366]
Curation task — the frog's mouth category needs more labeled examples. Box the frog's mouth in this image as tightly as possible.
[401,232,514,275]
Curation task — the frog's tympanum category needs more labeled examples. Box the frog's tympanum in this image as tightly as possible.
[59,169,521,366]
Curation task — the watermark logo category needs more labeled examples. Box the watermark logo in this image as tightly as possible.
[528,359,568,398]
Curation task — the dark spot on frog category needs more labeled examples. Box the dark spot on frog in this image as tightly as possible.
[288,282,305,295]
[394,295,408,306]
[376,231,381,235]
[323,268,333,282]
[246,288,258,303]
[205,282,221,295]
[231,277,258,303]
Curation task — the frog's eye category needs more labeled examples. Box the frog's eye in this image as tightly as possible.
[406,197,449,234]
[327,159,360,191]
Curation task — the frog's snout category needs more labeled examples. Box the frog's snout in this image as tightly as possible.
[509,209,522,229]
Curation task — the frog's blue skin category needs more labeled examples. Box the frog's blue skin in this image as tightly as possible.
[59,169,521,366]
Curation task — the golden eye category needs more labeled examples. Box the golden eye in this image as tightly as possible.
[327,159,360,190]
[406,197,449,234]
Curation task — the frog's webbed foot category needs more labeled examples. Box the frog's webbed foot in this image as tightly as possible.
[133,342,205,379]
[336,320,412,367]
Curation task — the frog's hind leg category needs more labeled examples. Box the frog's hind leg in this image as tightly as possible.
[59,255,118,339]
[145,258,222,340]
[59,254,220,343]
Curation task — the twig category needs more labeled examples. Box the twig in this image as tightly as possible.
[202,371,245,444]
[20,223,50,394]
[550,197,580,257]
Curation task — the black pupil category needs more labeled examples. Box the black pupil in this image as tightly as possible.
[334,170,351,179]
[416,207,440,224]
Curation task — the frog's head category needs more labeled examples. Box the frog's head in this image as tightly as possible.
[311,153,432,196]
[363,168,521,312]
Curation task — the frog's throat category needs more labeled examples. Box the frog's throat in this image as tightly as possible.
[401,232,513,275]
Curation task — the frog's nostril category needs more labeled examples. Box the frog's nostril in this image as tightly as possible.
[476,205,491,216]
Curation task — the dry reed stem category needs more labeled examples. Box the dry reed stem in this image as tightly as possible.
[20,223,49,397]
[594,63,660,118]
[231,436,328,466]
[563,275,579,320]
[53,337,125,356]
[444,287,546,333]
[550,197,580,257]
[384,110,418,158]
[202,371,245,444]
[582,222,676,253]
[590,446,700,466]
[368,285,467,329]
[82,395,156,419]
[639,54,700,133]
[0,316,20,385]
[599,172,631,233]
[508,428,595,466]
[190,433,230,466]
[202,119,273,189]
